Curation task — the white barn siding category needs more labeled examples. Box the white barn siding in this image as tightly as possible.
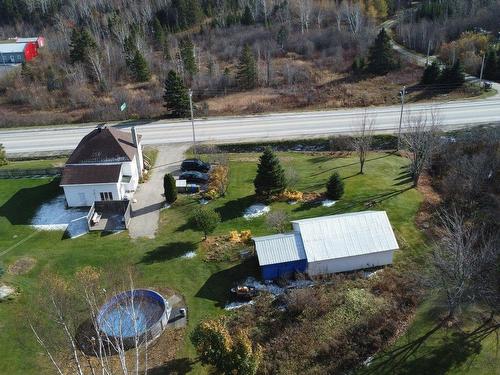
[307,250,395,276]
[63,183,121,207]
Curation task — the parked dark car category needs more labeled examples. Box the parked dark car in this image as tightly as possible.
[181,159,210,173]
[179,171,209,184]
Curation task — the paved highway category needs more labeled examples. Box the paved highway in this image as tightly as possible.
[1,97,499,154]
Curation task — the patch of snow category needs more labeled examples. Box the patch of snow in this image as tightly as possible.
[286,279,315,289]
[31,195,88,231]
[181,251,196,259]
[199,199,209,205]
[225,300,255,310]
[322,199,337,207]
[241,277,315,296]
[0,285,15,300]
[243,204,270,220]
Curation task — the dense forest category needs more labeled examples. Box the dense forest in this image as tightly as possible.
[396,0,500,76]
[0,0,492,126]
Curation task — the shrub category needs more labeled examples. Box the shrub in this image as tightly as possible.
[192,207,221,240]
[281,189,303,202]
[326,172,344,200]
[208,165,229,198]
[191,318,262,375]
[0,144,7,166]
[163,173,177,203]
[229,231,241,242]
[229,230,252,243]
[240,230,252,243]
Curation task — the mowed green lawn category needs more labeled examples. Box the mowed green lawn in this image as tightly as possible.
[0,158,67,170]
[1,151,426,374]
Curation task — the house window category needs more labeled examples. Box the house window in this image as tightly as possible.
[100,192,113,201]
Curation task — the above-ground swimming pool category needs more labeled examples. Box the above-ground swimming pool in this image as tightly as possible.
[97,289,171,347]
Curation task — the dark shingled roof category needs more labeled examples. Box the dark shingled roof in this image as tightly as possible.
[60,164,122,185]
[66,127,140,164]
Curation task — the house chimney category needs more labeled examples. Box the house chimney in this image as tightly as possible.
[131,127,143,178]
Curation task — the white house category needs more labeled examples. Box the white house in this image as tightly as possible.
[253,211,399,279]
[60,126,143,207]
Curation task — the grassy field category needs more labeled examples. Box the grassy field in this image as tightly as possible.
[359,300,500,375]
[0,150,470,374]
[0,158,66,170]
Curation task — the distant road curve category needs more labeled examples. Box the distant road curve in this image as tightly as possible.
[1,97,499,155]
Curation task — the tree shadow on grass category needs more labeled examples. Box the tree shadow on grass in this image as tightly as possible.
[139,241,197,264]
[308,153,393,178]
[292,187,412,213]
[195,258,260,308]
[215,194,256,222]
[362,319,500,375]
[148,358,196,375]
[0,178,61,225]
[393,167,413,186]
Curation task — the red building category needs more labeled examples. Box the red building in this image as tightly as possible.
[0,36,43,64]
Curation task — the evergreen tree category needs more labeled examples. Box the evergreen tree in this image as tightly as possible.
[241,5,254,25]
[152,17,166,50]
[180,38,198,78]
[326,172,344,200]
[236,45,258,89]
[163,70,190,118]
[352,57,366,75]
[124,34,136,67]
[276,26,288,49]
[367,28,398,75]
[163,173,177,203]
[253,147,286,198]
[440,59,465,87]
[483,48,497,81]
[69,28,96,64]
[421,61,441,84]
[131,49,151,82]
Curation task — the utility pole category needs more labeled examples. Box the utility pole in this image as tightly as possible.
[426,40,431,66]
[188,89,196,156]
[397,86,406,151]
[479,54,486,88]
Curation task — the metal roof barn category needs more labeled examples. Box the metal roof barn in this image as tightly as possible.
[291,211,399,262]
[253,211,399,279]
[253,233,307,279]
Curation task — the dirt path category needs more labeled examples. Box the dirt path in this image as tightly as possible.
[129,143,189,239]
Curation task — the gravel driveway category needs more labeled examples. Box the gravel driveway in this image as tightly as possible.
[129,143,188,239]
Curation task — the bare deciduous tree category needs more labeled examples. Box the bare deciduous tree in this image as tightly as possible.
[401,110,440,187]
[352,112,374,174]
[429,209,499,319]
[266,210,289,233]
[30,268,164,375]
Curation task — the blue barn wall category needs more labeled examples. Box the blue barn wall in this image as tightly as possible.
[261,259,308,280]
